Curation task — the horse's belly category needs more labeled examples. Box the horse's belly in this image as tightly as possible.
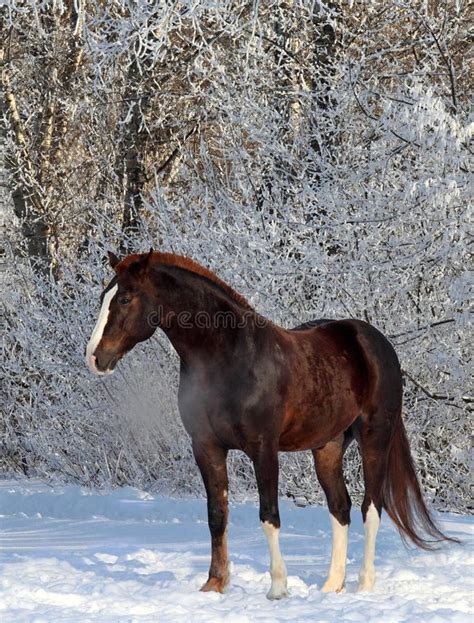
[278,402,359,452]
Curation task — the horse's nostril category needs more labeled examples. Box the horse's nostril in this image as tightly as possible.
[94,353,105,371]
[94,350,118,374]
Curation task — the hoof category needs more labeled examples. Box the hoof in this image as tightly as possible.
[266,583,289,600]
[321,579,345,593]
[200,575,229,593]
[358,572,375,592]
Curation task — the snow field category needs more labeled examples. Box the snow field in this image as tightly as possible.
[0,480,472,622]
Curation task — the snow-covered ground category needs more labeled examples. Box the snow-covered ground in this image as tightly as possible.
[0,480,472,622]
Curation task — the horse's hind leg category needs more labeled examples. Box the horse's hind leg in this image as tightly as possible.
[312,430,352,593]
[354,412,394,591]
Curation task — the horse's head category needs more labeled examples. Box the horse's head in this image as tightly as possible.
[86,250,157,375]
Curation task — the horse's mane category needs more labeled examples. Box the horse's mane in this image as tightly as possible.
[116,251,253,310]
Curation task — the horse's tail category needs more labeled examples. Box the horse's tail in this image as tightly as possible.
[383,414,459,549]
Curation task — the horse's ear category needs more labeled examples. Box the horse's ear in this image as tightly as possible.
[129,248,154,278]
[143,248,154,267]
[108,251,120,270]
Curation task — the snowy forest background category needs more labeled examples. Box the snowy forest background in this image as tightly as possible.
[0,1,471,513]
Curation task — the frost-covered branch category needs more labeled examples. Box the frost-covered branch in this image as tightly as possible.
[1,0,470,512]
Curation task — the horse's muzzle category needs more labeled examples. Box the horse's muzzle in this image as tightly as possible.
[86,351,117,376]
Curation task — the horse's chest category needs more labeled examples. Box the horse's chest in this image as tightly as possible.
[178,369,274,447]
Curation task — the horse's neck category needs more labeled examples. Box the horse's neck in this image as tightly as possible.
[153,267,250,363]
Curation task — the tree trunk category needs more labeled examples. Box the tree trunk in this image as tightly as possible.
[119,58,148,253]
[1,51,52,275]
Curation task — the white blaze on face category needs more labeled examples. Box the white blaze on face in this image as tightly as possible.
[86,284,118,375]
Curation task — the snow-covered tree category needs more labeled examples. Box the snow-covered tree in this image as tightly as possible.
[1,0,471,512]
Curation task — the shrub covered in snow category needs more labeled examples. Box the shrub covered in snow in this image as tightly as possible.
[1,1,471,512]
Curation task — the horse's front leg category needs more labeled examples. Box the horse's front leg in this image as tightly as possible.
[193,440,229,593]
[252,446,289,600]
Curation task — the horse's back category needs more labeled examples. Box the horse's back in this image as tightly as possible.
[291,318,399,375]
[290,318,334,331]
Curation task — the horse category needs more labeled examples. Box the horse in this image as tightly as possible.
[85,249,455,599]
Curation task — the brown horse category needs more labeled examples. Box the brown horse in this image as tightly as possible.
[86,249,455,598]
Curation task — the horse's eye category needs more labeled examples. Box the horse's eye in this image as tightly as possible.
[118,296,131,305]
